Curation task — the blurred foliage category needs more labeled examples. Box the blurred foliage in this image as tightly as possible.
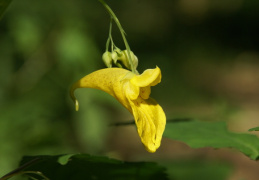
[164,159,232,180]
[0,0,12,19]
[0,0,259,179]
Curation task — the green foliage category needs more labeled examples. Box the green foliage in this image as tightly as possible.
[1,154,233,180]
[0,0,12,19]
[7,154,168,180]
[248,127,259,132]
[164,120,259,160]
[165,159,232,180]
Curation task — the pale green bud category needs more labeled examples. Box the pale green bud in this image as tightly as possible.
[111,51,118,64]
[119,50,138,70]
[102,51,112,68]
[112,48,124,64]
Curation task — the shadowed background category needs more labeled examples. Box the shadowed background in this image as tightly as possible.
[0,0,259,179]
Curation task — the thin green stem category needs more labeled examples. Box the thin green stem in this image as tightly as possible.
[105,37,110,52]
[108,19,116,51]
[21,171,50,180]
[105,18,113,51]
[0,170,49,180]
[0,158,42,180]
[105,28,110,51]
[115,62,123,68]
[0,0,12,20]
[98,0,137,73]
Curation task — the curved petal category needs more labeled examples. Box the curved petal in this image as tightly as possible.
[130,66,161,87]
[128,96,166,153]
[70,68,134,111]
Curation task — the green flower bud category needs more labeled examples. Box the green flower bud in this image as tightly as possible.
[111,51,118,63]
[119,50,138,70]
[102,51,112,68]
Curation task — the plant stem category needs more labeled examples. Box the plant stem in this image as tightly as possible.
[98,0,137,73]
[108,19,116,51]
[105,20,111,51]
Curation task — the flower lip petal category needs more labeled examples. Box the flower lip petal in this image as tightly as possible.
[128,96,166,153]
[140,87,151,99]
[130,66,161,87]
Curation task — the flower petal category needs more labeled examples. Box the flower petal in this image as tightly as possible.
[70,68,134,111]
[128,96,166,153]
[124,81,139,100]
[140,86,151,99]
[130,66,161,87]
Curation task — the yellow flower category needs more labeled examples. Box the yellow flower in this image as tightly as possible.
[70,67,166,153]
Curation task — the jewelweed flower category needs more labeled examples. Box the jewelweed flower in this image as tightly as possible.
[70,67,166,153]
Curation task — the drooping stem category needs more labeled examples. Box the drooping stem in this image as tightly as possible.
[98,0,137,74]
[109,19,116,51]
[106,18,116,52]
[105,20,111,51]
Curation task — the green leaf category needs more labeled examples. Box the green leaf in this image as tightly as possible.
[248,126,259,132]
[164,120,259,160]
[0,0,12,19]
[16,154,168,180]
[164,159,232,180]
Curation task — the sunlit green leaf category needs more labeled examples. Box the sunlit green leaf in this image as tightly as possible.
[0,0,12,19]
[164,120,259,160]
[17,154,168,180]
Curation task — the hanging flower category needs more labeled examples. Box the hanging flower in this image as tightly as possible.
[70,66,166,153]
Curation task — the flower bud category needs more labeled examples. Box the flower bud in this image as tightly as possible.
[102,51,112,68]
[111,51,118,63]
[131,53,138,70]
[119,50,138,70]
